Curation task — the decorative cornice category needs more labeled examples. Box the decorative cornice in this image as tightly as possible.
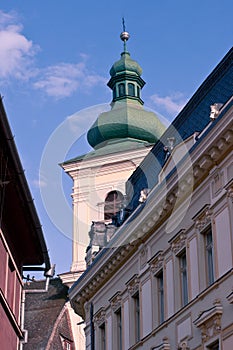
[70,243,137,318]
[193,299,223,343]
[139,188,150,203]
[62,146,152,174]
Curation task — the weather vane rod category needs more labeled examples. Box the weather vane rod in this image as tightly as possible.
[120,17,130,52]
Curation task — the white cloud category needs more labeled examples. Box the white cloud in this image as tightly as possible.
[66,103,110,135]
[32,178,47,189]
[150,92,187,115]
[0,11,37,81]
[33,62,106,99]
[0,10,106,98]
[0,10,15,26]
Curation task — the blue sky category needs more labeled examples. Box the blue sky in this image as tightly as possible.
[0,1,232,276]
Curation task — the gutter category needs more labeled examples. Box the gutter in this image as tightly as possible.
[0,97,51,271]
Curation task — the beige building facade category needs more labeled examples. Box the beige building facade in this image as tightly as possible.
[69,47,233,350]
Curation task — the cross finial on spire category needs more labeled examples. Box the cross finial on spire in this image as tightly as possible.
[120,18,130,52]
[122,17,126,32]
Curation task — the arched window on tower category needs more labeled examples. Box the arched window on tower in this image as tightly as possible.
[104,190,124,220]
[128,83,135,97]
[137,86,140,98]
[118,83,125,97]
[113,86,116,99]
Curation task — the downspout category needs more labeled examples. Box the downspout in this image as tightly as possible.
[19,289,27,350]
[19,265,55,349]
[90,303,95,350]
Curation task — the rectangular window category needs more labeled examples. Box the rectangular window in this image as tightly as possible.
[133,292,140,342]
[7,257,15,310]
[205,228,214,285]
[99,323,106,350]
[63,340,72,350]
[115,309,122,350]
[180,251,188,306]
[207,340,219,350]
[157,271,164,323]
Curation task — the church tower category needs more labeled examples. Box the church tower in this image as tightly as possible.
[59,27,165,286]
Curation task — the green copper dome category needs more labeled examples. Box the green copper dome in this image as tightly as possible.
[87,101,165,149]
[110,52,142,77]
[87,29,166,149]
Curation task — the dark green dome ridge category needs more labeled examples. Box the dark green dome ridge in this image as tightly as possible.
[110,52,143,77]
[87,102,166,149]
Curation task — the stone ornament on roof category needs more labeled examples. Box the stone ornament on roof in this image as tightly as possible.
[209,103,223,120]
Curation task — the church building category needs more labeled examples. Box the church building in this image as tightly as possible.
[67,35,233,350]
[59,29,165,287]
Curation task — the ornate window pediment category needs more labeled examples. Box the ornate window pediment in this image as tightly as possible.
[227,289,233,304]
[169,229,187,255]
[152,337,170,350]
[93,308,106,327]
[126,274,139,296]
[193,205,212,231]
[225,179,233,203]
[109,292,122,312]
[193,299,223,343]
[227,187,233,202]
[149,251,164,275]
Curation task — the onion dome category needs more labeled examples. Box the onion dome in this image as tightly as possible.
[87,26,166,149]
[110,52,143,77]
[87,101,166,149]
